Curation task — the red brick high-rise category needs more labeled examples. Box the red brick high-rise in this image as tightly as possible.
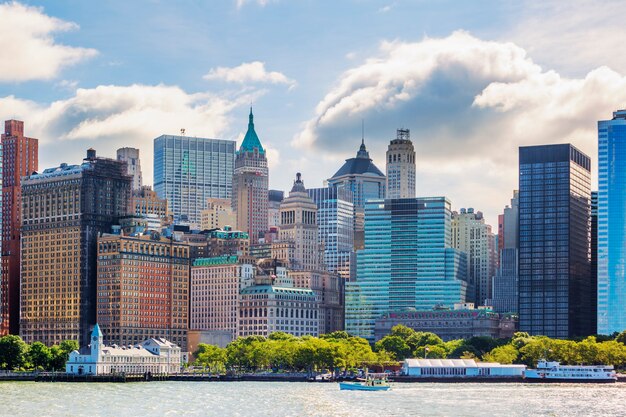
[1,120,38,335]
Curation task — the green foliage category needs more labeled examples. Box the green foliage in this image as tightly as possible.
[194,343,227,373]
[27,342,52,370]
[482,344,518,364]
[414,344,447,359]
[447,344,481,359]
[615,330,626,345]
[406,332,444,351]
[389,325,416,340]
[374,336,411,360]
[0,335,28,370]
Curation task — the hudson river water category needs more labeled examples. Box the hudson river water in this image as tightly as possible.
[1,381,624,416]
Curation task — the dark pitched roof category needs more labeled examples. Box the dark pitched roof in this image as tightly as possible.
[331,141,385,178]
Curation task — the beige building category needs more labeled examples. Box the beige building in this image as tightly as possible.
[200,198,236,230]
[386,128,416,198]
[190,256,255,339]
[232,110,268,243]
[132,186,169,230]
[290,270,344,334]
[451,208,497,306]
[239,268,319,338]
[276,173,321,270]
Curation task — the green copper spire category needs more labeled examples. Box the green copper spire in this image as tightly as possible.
[239,107,265,154]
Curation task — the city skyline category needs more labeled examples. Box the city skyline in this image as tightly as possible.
[3,2,626,225]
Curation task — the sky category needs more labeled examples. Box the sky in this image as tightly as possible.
[2,0,626,226]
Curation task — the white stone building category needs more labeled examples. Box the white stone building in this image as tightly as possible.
[66,324,182,375]
[386,128,416,199]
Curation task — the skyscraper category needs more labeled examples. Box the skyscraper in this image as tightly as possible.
[386,128,416,199]
[154,134,235,227]
[518,144,593,338]
[597,110,626,335]
[328,139,386,249]
[308,186,354,281]
[268,190,284,229]
[276,173,320,271]
[117,147,143,190]
[487,191,519,314]
[451,208,496,305]
[1,120,38,336]
[232,109,269,243]
[345,197,469,342]
[20,149,131,346]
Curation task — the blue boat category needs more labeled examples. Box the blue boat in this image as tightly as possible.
[339,374,391,391]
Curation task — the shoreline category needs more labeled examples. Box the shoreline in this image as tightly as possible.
[2,373,625,384]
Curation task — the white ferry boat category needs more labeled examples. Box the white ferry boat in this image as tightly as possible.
[524,360,617,383]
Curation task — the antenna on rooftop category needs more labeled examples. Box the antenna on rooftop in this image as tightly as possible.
[361,119,365,145]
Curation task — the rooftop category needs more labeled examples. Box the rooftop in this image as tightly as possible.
[330,140,385,179]
[238,108,265,154]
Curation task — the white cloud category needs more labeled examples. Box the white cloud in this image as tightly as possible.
[235,0,276,9]
[510,0,626,75]
[0,84,263,185]
[204,61,296,88]
[0,2,97,82]
[294,31,626,224]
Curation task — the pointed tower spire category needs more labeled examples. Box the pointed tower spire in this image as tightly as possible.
[239,107,265,154]
[357,120,369,159]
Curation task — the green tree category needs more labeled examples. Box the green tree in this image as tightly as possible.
[48,340,79,371]
[0,335,28,370]
[414,344,447,359]
[406,332,444,351]
[389,325,416,340]
[195,344,227,373]
[27,342,52,370]
[615,330,626,345]
[375,336,411,360]
[482,344,518,364]
[320,331,350,340]
[448,344,480,359]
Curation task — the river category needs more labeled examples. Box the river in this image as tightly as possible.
[0,381,623,416]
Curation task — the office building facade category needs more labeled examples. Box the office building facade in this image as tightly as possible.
[345,197,469,342]
[154,134,235,227]
[1,120,38,336]
[20,149,131,346]
[597,110,626,334]
[518,144,593,338]
[117,147,143,190]
[451,208,496,305]
[308,186,354,281]
[97,233,190,350]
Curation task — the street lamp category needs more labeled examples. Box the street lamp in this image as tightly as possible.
[424,346,430,359]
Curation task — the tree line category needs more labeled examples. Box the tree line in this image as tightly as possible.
[0,335,78,371]
[374,326,626,367]
[194,327,626,373]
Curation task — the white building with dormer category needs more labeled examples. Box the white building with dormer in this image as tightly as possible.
[65,324,183,375]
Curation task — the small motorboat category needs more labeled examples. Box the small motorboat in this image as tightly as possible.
[339,373,391,391]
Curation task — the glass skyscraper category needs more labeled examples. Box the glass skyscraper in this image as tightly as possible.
[597,110,626,335]
[345,197,469,342]
[518,144,593,338]
[308,186,354,281]
[154,135,235,226]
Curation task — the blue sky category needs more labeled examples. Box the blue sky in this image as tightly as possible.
[2,0,626,225]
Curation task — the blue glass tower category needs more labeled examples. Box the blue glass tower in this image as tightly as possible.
[153,135,235,226]
[345,197,469,341]
[597,110,626,334]
[518,144,593,338]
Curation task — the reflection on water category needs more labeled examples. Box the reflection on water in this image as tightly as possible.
[0,381,624,417]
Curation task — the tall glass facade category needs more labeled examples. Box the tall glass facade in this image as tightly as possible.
[518,144,593,338]
[308,187,354,281]
[345,197,469,342]
[597,110,626,334]
[154,135,235,226]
